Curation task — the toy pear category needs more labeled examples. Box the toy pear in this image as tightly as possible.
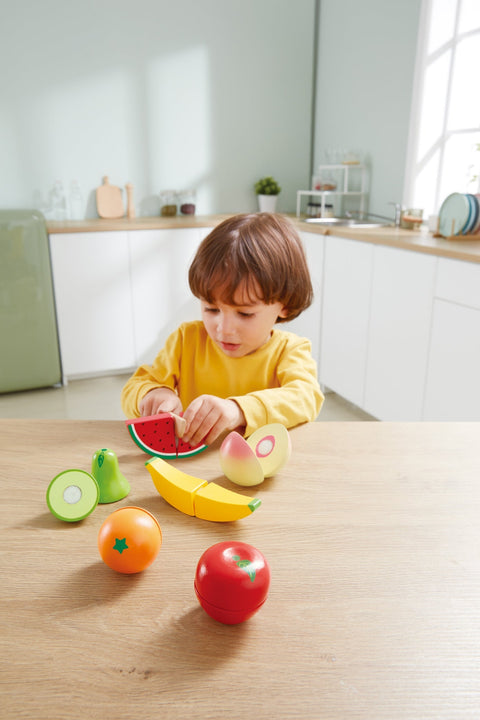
[91,448,130,503]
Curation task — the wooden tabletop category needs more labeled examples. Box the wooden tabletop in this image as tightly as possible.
[2,420,480,719]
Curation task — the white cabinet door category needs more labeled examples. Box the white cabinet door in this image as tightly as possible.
[129,228,206,365]
[50,232,135,377]
[364,246,437,420]
[319,236,374,407]
[284,231,324,366]
[423,257,480,420]
[423,300,480,420]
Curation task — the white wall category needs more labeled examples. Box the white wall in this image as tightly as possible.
[313,0,423,219]
[0,0,316,217]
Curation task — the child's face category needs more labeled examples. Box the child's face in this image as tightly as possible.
[201,285,288,358]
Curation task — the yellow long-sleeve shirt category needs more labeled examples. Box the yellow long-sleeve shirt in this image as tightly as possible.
[121,321,323,436]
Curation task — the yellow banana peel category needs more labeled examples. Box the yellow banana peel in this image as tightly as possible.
[146,457,261,522]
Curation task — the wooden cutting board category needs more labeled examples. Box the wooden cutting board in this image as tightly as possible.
[96,176,124,218]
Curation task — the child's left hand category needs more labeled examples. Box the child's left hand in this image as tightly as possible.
[182,395,246,446]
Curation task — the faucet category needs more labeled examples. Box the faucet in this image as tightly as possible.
[389,202,405,228]
[347,203,404,227]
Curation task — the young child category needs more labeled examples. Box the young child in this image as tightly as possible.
[121,213,323,446]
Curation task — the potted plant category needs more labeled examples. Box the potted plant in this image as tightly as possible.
[254,176,281,212]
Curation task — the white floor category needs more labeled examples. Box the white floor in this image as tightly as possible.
[0,374,375,422]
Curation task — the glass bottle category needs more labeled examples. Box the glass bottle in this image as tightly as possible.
[159,190,177,217]
[179,189,196,215]
[69,180,83,220]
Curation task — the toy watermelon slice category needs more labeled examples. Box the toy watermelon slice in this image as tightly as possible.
[125,412,207,459]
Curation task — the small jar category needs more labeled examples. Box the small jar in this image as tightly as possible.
[323,203,334,218]
[159,190,177,217]
[307,201,322,218]
[179,189,196,215]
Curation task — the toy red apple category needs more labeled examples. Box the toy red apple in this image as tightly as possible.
[219,423,291,486]
[194,541,271,624]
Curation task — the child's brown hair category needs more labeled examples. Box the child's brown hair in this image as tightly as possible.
[188,213,313,322]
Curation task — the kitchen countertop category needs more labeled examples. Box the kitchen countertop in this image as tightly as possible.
[3,419,480,719]
[47,214,480,264]
[46,214,232,233]
[297,218,480,264]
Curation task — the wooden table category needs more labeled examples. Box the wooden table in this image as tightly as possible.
[2,420,480,719]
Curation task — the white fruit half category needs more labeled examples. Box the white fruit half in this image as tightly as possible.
[246,423,291,477]
[219,431,265,487]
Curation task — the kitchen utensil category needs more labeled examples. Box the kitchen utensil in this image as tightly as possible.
[438,192,470,237]
[464,194,479,234]
[96,176,124,219]
[125,183,135,219]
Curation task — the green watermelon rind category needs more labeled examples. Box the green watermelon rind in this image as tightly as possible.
[177,443,208,458]
[127,423,177,459]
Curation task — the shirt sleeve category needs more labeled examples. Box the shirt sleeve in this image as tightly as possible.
[230,337,324,436]
[120,326,183,418]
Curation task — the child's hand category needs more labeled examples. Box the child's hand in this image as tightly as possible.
[139,387,183,417]
[182,395,246,446]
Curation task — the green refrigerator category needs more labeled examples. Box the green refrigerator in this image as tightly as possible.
[0,210,62,392]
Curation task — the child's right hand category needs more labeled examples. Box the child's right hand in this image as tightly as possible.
[139,387,183,417]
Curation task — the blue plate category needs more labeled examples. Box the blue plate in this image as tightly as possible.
[474,195,480,233]
[438,193,470,237]
[463,194,475,234]
[464,194,479,234]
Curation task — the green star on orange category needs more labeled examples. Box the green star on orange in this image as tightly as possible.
[113,537,128,554]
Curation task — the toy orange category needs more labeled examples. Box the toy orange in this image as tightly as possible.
[97,506,162,573]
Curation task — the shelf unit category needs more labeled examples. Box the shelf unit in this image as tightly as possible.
[296,164,368,218]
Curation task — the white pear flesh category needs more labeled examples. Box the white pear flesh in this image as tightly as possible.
[246,423,291,477]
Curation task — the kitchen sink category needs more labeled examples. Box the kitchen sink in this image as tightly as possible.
[303,217,390,229]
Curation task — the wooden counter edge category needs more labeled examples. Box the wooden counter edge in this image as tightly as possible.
[47,213,480,264]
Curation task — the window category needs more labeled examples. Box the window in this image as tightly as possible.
[404,0,480,220]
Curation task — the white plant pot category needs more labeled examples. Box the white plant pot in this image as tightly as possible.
[257,194,278,213]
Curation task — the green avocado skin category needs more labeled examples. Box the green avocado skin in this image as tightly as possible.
[91,448,130,504]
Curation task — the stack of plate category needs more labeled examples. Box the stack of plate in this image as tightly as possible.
[438,193,480,237]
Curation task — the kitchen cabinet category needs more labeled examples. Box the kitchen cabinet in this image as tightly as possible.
[50,228,210,378]
[423,258,480,420]
[319,236,374,407]
[284,231,324,366]
[49,221,480,420]
[364,246,436,420]
[129,228,210,365]
[49,232,136,377]
[49,226,322,380]
[320,239,438,420]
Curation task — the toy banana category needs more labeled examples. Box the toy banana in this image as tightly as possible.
[146,457,261,522]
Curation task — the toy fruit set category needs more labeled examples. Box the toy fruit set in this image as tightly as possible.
[46,449,162,575]
[46,419,291,623]
[46,447,130,522]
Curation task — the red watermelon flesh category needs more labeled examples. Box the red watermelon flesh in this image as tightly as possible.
[125,413,207,459]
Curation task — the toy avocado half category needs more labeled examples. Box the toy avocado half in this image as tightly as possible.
[91,448,130,503]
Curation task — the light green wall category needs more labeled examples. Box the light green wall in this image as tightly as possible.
[1,0,423,219]
[0,0,316,216]
[313,0,423,218]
